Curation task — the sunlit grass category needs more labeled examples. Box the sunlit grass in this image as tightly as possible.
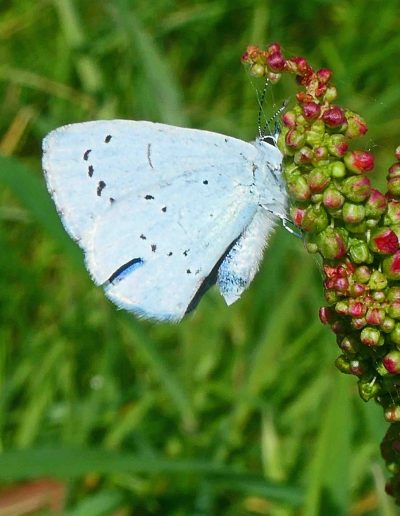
[1,0,399,513]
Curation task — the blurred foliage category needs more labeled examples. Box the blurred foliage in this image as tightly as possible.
[0,0,399,514]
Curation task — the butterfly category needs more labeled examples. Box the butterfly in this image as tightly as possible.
[42,120,287,321]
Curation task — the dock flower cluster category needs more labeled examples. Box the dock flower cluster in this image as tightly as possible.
[242,43,400,504]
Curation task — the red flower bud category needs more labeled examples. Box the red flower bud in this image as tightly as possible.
[344,150,375,174]
[282,111,297,127]
[294,146,313,164]
[302,101,321,120]
[290,206,305,226]
[319,306,335,324]
[322,106,347,128]
[348,301,366,318]
[366,308,385,326]
[349,283,366,297]
[267,42,281,54]
[286,56,312,76]
[316,68,332,83]
[383,252,400,280]
[369,227,399,254]
[383,351,400,375]
[267,51,286,72]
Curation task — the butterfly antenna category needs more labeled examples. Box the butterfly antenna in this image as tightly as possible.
[257,80,270,137]
[262,99,289,138]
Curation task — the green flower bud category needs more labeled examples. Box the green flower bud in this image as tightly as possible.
[307,166,331,192]
[360,326,382,346]
[343,202,365,224]
[365,189,388,218]
[344,111,368,138]
[327,134,348,158]
[349,240,372,264]
[285,128,306,149]
[387,177,400,198]
[316,227,348,259]
[385,201,400,225]
[345,220,368,235]
[323,86,337,103]
[340,175,371,202]
[322,188,344,209]
[381,316,395,333]
[305,241,319,253]
[390,323,400,346]
[305,120,325,146]
[387,287,400,302]
[354,265,371,283]
[330,161,346,178]
[301,205,329,233]
[388,301,400,320]
[324,289,339,304]
[339,335,359,353]
[335,355,351,374]
[250,63,266,77]
[358,379,381,401]
[286,173,311,202]
[368,270,388,290]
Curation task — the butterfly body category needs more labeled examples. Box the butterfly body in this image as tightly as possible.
[42,120,285,321]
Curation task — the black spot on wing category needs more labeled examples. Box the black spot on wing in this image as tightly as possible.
[145,194,154,200]
[83,149,92,160]
[203,180,208,185]
[104,135,112,143]
[151,244,157,252]
[161,206,167,212]
[106,257,144,285]
[88,165,94,177]
[140,234,147,240]
[97,180,106,196]
[109,197,115,203]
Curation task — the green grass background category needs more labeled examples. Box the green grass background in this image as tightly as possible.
[1,1,400,514]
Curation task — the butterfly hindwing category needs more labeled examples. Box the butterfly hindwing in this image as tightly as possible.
[43,120,265,320]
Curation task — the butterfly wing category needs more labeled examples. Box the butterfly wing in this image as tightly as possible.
[42,120,260,320]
